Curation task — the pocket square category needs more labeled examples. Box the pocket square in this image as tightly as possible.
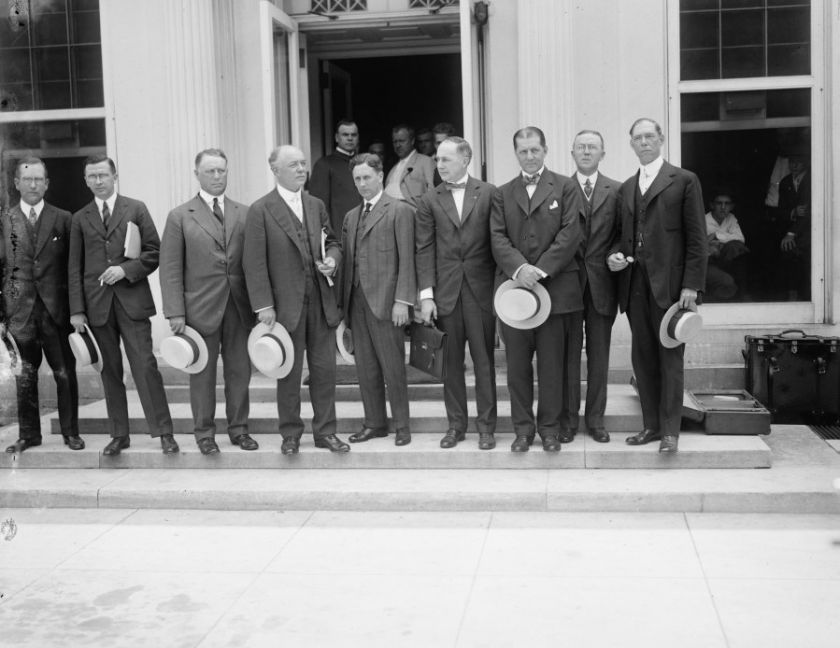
[549,200,558,209]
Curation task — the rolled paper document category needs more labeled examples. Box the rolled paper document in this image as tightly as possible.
[626,256,635,263]
[320,228,334,287]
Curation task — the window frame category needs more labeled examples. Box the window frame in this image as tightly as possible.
[667,0,826,325]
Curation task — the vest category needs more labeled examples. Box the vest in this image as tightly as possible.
[633,183,650,267]
[289,208,316,298]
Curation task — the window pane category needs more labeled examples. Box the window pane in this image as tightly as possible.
[682,50,719,80]
[681,90,811,303]
[721,9,763,47]
[722,45,764,77]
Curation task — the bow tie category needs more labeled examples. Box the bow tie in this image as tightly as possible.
[445,181,467,191]
[523,173,540,186]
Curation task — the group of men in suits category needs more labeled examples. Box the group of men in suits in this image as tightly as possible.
[1,116,706,456]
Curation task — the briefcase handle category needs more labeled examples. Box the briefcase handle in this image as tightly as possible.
[778,329,807,339]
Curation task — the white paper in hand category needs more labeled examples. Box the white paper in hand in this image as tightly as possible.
[124,221,141,259]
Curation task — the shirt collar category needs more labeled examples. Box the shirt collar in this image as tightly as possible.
[199,189,225,208]
[94,194,117,214]
[364,189,384,208]
[20,199,45,217]
[335,147,355,157]
[521,166,546,179]
[448,172,469,186]
[640,156,664,178]
[576,170,599,186]
[276,184,302,204]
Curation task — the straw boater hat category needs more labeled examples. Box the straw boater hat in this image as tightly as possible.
[0,329,23,377]
[160,326,209,374]
[659,302,703,349]
[248,322,294,379]
[335,321,355,365]
[494,280,551,330]
[68,324,103,373]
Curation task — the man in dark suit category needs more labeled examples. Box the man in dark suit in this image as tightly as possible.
[160,148,257,455]
[562,130,620,444]
[243,145,349,455]
[308,120,360,235]
[607,118,707,453]
[1,157,83,453]
[341,153,415,446]
[778,152,810,301]
[69,154,177,456]
[490,126,583,452]
[416,137,498,450]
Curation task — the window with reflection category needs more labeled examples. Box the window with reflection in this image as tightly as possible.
[679,0,813,304]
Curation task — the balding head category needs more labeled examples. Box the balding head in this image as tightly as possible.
[269,145,308,191]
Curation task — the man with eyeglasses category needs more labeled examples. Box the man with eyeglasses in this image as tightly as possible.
[607,118,707,453]
[69,154,176,456]
[160,149,258,455]
[1,157,83,453]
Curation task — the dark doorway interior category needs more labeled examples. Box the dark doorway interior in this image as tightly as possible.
[319,53,462,170]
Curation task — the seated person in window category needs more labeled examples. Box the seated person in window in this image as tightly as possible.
[778,151,810,301]
[704,190,749,301]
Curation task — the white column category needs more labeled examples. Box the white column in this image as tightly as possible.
[516,0,575,155]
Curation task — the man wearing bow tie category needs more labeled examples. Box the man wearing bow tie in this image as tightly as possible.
[416,137,498,450]
[341,153,415,446]
[1,157,83,453]
[562,130,620,445]
[490,127,584,452]
[607,118,707,453]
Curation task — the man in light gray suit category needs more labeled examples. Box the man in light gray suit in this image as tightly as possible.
[341,153,415,446]
[160,148,257,455]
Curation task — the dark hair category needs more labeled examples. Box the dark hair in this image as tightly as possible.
[416,128,433,138]
[573,129,605,149]
[629,118,663,137]
[336,119,357,133]
[349,152,383,173]
[392,124,415,139]
[194,148,228,168]
[15,156,48,179]
[432,122,456,137]
[440,136,472,162]
[513,126,546,149]
[83,153,116,174]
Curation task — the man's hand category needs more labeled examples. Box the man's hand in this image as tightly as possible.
[169,316,186,334]
[420,298,437,324]
[98,265,126,286]
[316,256,336,277]
[679,288,698,310]
[70,314,88,334]
[607,252,629,272]
[258,308,276,327]
[781,233,797,252]
[515,264,543,290]
[795,204,808,219]
[392,302,409,327]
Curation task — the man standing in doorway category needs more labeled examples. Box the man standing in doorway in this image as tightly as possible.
[384,124,435,207]
[309,119,360,235]
[160,148,257,455]
[563,130,620,444]
[607,118,707,453]
[416,137,498,450]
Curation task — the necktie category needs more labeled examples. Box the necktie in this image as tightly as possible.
[523,173,540,186]
[361,202,372,225]
[102,202,110,229]
[212,198,224,225]
[584,179,593,200]
[28,207,37,227]
[445,181,466,191]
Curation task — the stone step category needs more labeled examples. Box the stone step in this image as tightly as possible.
[0,430,771,470]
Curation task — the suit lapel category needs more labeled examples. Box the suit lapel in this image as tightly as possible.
[303,192,323,260]
[528,171,553,213]
[106,195,126,238]
[84,201,107,238]
[512,177,530,217]
[362,195,389,238]
[623,173,637,214]
[224,198,241,247]
[459,177,480,225]
[33,203,56,258]
[436,185,461,229]
[267,191,305,256]
[188,196,224,247]
[644,162,674,203]
[400,151,417,181]
[345,204,361,261]
[590,177,609,215]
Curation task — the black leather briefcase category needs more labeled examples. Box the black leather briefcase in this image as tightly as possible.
[744,330,840,424]
[408,321,447,381]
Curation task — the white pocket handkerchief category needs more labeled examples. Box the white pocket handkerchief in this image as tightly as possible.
[549,200,558,209]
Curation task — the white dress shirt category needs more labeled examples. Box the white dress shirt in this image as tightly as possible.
[385,151,416,200]
[575,171,599,200]
[20,199,45,221]
[705,212,745,244]
[521,165,546,199]
[94,194,117,222]
[276,184,303,222]
[199,189,225,216]
[638,156,664,195]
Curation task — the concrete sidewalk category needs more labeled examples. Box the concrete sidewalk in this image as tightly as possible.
[0,508,838,647]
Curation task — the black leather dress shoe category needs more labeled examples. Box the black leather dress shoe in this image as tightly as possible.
[197,437,220,455]
[625,429,661,446]
[659,435,679,453]
[63,435,85,450]
[5,438,41,454]
[160,433,180,455]
[558,429,576,444]
[478,432,496,450]
[103,437,130,456]
[281,437,300,455]
[440,429,465,448]
[511,436,531,453]
[315,434,350,453]
[394,428,411,446]
[542,435,562,452]
[231,433,259,451]
[589,427,610,443]
[349,427,388,443]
